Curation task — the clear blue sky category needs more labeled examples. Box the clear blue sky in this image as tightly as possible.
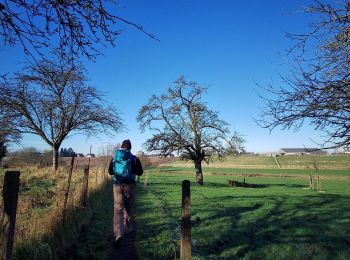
[1,0,326,154]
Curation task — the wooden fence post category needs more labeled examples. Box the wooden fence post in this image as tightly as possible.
[317,175,321,191]
[80,167,89,207]
[309,174,313,190]
[181,180,191,260]
[62,153,75,220]
[0,171,20,260]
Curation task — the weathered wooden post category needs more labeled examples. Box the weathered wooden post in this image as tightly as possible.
[62,153,75,220]
[317,175,321,191]
[309,174,313,190]
[80,167,89,207]
[313,176,318,190]
[0,171,20,260]
[181,180,191,260]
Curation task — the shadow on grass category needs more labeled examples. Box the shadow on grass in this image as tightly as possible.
[14,181,114,260]
[203,181,271,189]
[192,193,350,259]
[203,181,306,189]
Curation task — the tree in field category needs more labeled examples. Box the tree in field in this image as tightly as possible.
[0,53,124,171]
[59,147,75,157]
[0,109,21,162]
[137,76,245,185]
[0,0,156,61]
[0,109,21,142]
[258,0,350,148]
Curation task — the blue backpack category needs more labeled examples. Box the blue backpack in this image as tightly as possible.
[113,149,135,183]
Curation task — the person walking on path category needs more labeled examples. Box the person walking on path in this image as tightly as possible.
[108,139,143,246]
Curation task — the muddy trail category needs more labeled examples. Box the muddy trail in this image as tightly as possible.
[67,182,138,260]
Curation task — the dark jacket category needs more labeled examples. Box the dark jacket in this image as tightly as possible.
[108,152,143,184]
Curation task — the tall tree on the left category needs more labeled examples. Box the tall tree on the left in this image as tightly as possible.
[0,52,124,171]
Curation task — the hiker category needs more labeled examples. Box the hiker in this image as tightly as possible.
[108,139,143,246]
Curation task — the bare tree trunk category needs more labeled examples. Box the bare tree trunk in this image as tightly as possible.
[194,159,203,186]
[52,146,59,171]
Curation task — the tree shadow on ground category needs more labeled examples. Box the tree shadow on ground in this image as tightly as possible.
[191,193,350,259]
[203,181,271,189]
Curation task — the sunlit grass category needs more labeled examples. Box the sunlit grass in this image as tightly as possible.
[0,162,111,259]
[165,154,350,169]
[150,165,350,179]
[135,171,350,259]
[1,155,350,259]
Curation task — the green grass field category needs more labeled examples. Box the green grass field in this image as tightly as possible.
[151,165,350,178]
[2,155,350,259]
[135,168,350,259]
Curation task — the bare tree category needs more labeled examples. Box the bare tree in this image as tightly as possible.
[0,109,21,143]
[137,76,244,185]
[0,0,157,61]
[0,108,21,163]
[0,53,124,171]
[258,0,350,149]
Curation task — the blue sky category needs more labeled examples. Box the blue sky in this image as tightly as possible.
[1,0,327,154]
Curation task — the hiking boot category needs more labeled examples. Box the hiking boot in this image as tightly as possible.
[125,225,134,235]
[113,236,122,247]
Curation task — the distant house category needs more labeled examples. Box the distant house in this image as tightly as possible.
[86,153,96,158]
[76,153,84,157]
[335,146,350,154]
[278,148,327,155]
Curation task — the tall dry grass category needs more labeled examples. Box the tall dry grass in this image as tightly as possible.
[0,157,112,259]
[163,154,350,170]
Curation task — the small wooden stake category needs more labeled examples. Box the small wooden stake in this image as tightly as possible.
[309,174,313,190]
[0,171,20,260]
[181,180,191,260]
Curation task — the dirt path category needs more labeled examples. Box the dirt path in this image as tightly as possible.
[66,182,138,259]
[109,232,138,259]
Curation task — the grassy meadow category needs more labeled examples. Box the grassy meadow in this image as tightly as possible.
[135,168,350,259]
[165,154,350,169]
[0,154,349,259]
